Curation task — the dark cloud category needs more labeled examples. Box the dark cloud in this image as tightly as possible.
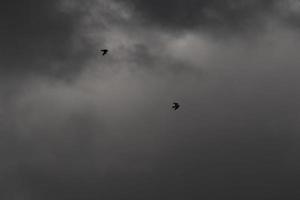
[2,0,300,199]
[118,0,282,35]
[0,0,92,77]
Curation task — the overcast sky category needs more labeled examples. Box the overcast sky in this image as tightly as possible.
[1,0,300,199]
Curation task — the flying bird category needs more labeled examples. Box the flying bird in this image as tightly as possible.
[100,49,108,56]
[172,102,180,110]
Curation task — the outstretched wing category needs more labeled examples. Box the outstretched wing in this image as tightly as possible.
[100,49,108,55]
[172,102,180,110]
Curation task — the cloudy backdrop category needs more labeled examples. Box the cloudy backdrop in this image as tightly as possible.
[1,0,300,199]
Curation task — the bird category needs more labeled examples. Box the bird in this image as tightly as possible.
[172,102,180,110]
[100,49,108,56]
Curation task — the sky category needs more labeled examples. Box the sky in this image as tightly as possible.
[1,0,300,199]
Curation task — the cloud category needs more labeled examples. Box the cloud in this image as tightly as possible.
[2,0,300,199]
[117,0,300,37]
[0,0,93,77]
[118,0,278,34]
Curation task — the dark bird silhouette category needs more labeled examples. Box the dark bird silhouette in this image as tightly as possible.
[100,49,108,56]
[172,102,180,110]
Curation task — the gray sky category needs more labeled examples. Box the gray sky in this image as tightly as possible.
[1,0,300,199]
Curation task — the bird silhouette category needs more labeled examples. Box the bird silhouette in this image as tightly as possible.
[100,49,108,55]
[172,102,180,110]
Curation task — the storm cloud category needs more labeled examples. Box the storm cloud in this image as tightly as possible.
[0,0,92,77]
[123,1,275,30]
[120,0,300,36]
[2,0,300,199]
